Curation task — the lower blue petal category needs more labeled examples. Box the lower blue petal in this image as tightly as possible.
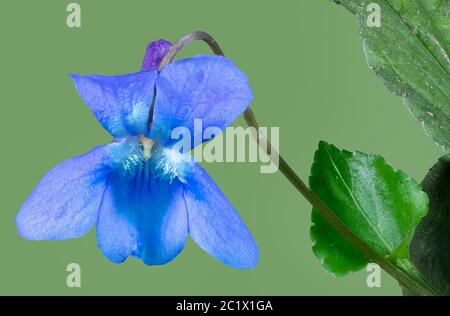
[184,164,259,269]
[96,145,188,265]
[16,143,126,240]
[140,177,188,265]
[95,175,139,264]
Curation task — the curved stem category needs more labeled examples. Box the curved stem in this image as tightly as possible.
[159,31,438,296]
[158,31,224,71]
[244,109,438,296]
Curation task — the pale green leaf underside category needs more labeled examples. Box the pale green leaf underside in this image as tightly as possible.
[310,141,428,276]
[335,0,450,152]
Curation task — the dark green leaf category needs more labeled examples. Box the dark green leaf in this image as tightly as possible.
[310,141,429,276]
[405,156,450,295]
[334,0,450,152]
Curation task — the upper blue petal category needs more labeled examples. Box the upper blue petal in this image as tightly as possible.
[148,55,253,149]
[96,143,189,265]
[184,163,259,269]
[71,71,158,138]
[16,143,127,240]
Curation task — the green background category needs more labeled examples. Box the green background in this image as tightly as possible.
[0,0,442,295]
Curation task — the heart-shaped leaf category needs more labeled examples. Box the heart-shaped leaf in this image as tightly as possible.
[404,156,450,295]
[310,141,428,277]
[334,0,450,152]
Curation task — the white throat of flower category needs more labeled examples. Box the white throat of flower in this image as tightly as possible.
[139,135,155,160]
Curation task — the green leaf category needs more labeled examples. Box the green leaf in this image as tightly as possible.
[404,156,450,295]
[334,0,450,152]
[310,141,428,276]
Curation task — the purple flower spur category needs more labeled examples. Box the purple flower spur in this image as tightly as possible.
[16,39,258,269]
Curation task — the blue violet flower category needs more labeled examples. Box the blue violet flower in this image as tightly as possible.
[16,39,259,269]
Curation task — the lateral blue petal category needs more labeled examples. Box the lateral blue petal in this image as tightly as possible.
[96,144,188,265]
[71,71,157,138]
[149,55,253,148]
[184,164,259,269]
[16,143,127,240]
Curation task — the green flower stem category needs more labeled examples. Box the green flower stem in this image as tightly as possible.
[244,109,438,296]
[159,31,438,296]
